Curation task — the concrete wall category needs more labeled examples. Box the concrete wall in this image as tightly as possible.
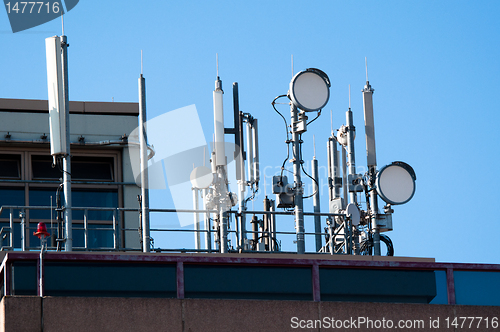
[2,296,499,332]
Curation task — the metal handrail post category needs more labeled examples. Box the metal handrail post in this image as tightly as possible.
[113,210,118,250]
[9,208,13,248]
[84,209,88,251]
[20,210,26,251]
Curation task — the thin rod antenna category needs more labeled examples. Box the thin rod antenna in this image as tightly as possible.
[61,12,64,35]
[216,53,219,78]
[264,173,267,196]
[349,84,351,109]
[365,57,368,82]
[291,54,294,77]
[141,50,143,75]
[313,134,316,159]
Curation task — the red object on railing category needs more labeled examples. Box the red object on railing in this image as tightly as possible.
[33,222,50,239]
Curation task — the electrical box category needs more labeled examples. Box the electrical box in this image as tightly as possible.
[292,112,308,134]
[272,175,289,194]
[377,213,393,232]
[348,174,364,192]
[329,197,344,213]
[276,193,294,209]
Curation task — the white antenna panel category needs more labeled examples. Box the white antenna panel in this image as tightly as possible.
[45,36,67,156]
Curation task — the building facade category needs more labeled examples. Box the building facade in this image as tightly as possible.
[0,98,141,251]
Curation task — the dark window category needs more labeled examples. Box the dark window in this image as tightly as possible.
[31,155,60,180]
[32,155,114,181]
[0,154,21,179]
[28,188,59,220]
[0,187,25,218]
[73,224,114,249]
[72,189,118,221]
[28,188,118,221]
[71,156,114,181]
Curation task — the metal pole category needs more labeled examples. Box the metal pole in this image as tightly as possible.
[233,83,246,251]
[139,74,150,252]
[345,109,357,254]
[312,158,321,252]
[263,196,270,250]
[270,199,276,251]
[193,188,201,250]
[331,138,341,199]
[20,211,25,251]
[291,104,305,254]
[84,209,88,251]
[346,110,357,205]
[9,208,13,248]
[362,80,381,255]
[38,236,46,297]
[61,35,72,251]
[246,119,254,185]
[252,119,260,185]
[327,139,334,202]
[113,210,118,250]
[220,211,228,253]
[202,188,212,252]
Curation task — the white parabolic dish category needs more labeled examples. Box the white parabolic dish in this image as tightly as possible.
[376,163,416,205]
[289,69,330,112]
[190,166,213,189]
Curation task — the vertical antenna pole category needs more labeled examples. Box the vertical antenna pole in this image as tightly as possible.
[345,108,358,255]
[362,71,380,255]
[60,35,72,251]
[252,119,260,186]
[312,156,321,252]
[291,104,305,254]
[233,83,246,251]
[139,73,150,252]
[202,188,212,252]
[193,188,200,250]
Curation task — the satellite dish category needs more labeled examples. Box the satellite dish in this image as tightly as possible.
[376,161,416,205]
[190,166,213,189]
[346,203,360,226]
[289,68,330,112]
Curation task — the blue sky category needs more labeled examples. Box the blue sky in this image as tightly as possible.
[1,1,499,263]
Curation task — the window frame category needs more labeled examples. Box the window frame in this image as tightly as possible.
[0,147,123,249]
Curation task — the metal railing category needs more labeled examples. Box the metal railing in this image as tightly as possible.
[0,205,348,254]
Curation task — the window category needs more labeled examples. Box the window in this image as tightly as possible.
[0,154,21,179]
[31,155,114,181]
[0,150,122,250]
